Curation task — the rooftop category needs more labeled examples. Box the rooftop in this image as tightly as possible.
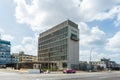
[39,20,78,37]
[0,39,11,45]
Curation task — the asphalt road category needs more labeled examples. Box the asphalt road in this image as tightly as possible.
[0,69,120,80]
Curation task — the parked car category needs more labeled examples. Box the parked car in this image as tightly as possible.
[63,69,76,73]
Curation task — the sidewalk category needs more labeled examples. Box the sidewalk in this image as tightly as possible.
[1,68,120,74]
[0,68,28,74]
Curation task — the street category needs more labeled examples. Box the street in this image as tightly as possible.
[0,69,120,80]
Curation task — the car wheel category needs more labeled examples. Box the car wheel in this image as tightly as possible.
[63,72,66,74]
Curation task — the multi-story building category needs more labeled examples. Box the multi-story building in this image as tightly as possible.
[19,52,37,62]
[11,52,37,69]
[0,39,11,67]
[11,53,19,63]
[38,20,79,70]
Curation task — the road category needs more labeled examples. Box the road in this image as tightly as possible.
[0,69,120,80]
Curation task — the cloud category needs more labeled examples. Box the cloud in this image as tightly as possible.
[22,37,35,44]
[0,28,4,33]
[79,22,106,47]
[13,0,120,62]
[12,45,23,53]
[22,37,37,55]
[12,36,37,55]
[95,5,120,21]
[1,34,14,41]
[106,31,120,52]
[14,0,81,31]
[109,53,120,63]
[0,27,14,41]
[14,0,120,32]
[80,49,108,62]
[78,22,109,62]
[80,49,120,63]
[2,34,14,41]
[114,11,120,27]
[79,0,120,21]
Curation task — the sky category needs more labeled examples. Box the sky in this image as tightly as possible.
[0,0,120,63]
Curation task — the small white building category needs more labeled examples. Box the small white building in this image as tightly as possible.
[99,61,106,68]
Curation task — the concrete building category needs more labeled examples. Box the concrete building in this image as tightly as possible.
[96,61,106,69]
[38,20,79,70]
[0,39,11,67]
[11,53,19,63]
[10,52,37,69]
[19,52,37,62]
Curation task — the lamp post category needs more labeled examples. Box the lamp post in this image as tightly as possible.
[89,47,94,72]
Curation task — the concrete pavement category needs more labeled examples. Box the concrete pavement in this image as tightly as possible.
[0,69,120,80]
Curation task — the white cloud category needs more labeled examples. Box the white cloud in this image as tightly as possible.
[14,0,120,32]
[1,34,14,41]
[80,49,120,63]
[95,6,120,21]
[79,22,109,62]
[79,22,106,47]
[80,49,107,62]
[79,0,120,21]
[0,28,4,33]
[12,36,37,55]
[22,37,37,55]
[13,0,120,62]
[109,53,120,63]
[106,31,120,52]
[114,12,120,27]
[0,27,14,41]
[22,37,34,44]
[12,45,24,53]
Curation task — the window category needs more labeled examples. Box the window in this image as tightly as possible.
[61,55,67,60]
[70,33,78,41]
[71,29,77,33]
[62,63,67,68]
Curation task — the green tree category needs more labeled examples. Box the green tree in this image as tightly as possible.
[101,57,110,62]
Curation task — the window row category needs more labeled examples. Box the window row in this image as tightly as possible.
[39,39,67,50]
[39,55,67,61]
[39,49,67,57]
[39,33,68,45]
[39,26,68,42]
[39,44,68,53]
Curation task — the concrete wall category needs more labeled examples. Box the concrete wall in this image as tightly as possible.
[67,26,79,69]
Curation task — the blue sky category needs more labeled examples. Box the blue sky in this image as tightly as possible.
[0,0,120,63]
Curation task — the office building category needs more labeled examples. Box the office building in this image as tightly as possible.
[0,39,11,67]
[38,20,79,70]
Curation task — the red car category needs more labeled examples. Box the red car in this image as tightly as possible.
[63,69,76,73]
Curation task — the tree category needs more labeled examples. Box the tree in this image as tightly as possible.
[101,57,110,62]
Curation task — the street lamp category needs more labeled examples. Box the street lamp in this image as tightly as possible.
[89,47,94,72]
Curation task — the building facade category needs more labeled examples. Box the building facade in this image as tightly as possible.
[11,53,19,63]
[19,52,37,62]
[38,20,79,70]
[0,39,11,67]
